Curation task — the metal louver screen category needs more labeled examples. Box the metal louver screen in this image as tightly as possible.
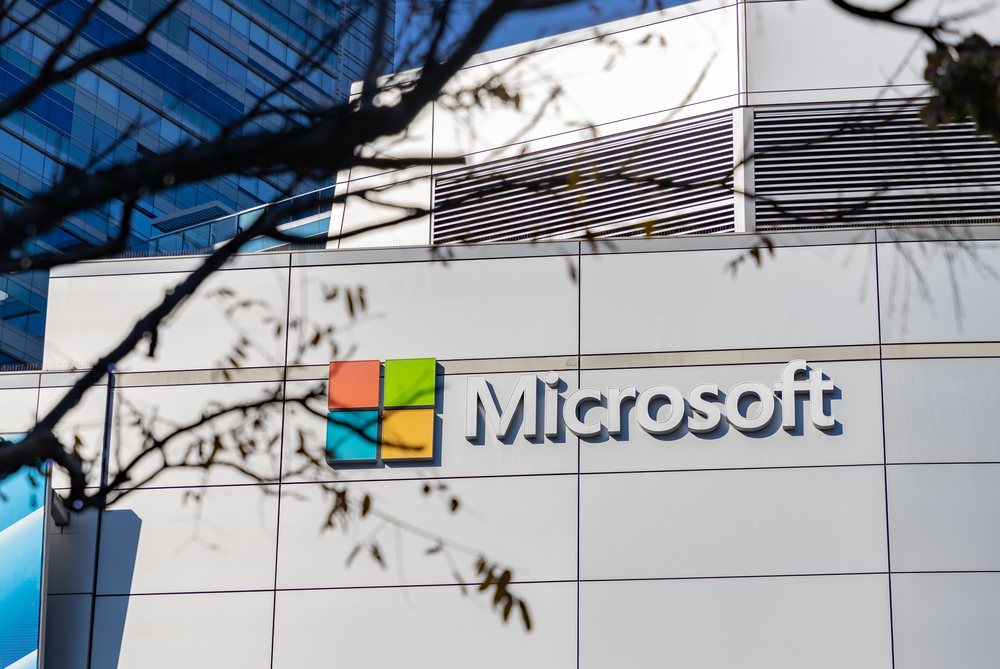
[432,113,735,244]
[753,103,1000,231]
[151,202,234,233]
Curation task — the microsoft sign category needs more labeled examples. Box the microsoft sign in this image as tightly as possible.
[466,360,836,440]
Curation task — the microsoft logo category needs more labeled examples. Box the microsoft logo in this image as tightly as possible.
[326,358,437,466]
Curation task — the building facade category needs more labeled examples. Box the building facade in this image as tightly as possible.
[0,0,394,367]
[14,224,1000,668]
[3,0,1000,666]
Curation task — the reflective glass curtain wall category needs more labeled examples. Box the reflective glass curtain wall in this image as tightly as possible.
[0,0,394,366]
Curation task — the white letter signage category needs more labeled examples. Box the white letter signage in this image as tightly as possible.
[464,361,837,442]
[465,375,538,440]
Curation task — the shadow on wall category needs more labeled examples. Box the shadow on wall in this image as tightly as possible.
[90,510,142,669]
[45,509,141,669]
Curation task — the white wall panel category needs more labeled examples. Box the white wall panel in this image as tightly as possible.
[44,266,290,372]
[892,572,1000,669]
[287,257,579,365]
[39,385,108,490]
[0,386,38,432]
[0,371,39,389]
[579,575,893,669]
[744,0,928,97]
[878,240,1000,344]
[91,591,273,669]
[433,5,738,163]
[109,382,285,489]
[331,98,434,248]
[888,464,1000,572]
[883,358,1000,463]
[276,475,577,589]
[746,86,923,106]
[581,243,879,354]
[96,485,278,595]
[336,168,432,249]
[346,97,434,175]
[580,466,888,579]
[272,582,576,668]
[580,360,883,473]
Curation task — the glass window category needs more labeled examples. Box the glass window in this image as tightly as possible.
[207,44,228,72]
[249,21,267,48]
[118,92,140,120]
[96,78,119,107]
[231,10,250,36]
[267,34,287,62]
[211,0,232,22]
[70,116,95,147]
[75,69,99,94]
[0,132,21,162]
[25,312,45,338]
[245,70,265,97]
[42,156,57,181]
[165,15,189,45]
[19,144,43,176]
[175,183,197,208]
[145,54,166,82]
[159,119,181,146]
[132,208,152,239]
[226,59,247,83]
[189,32,209,61]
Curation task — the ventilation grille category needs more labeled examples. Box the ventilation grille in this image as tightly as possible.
[432,113,735,244]
[151,202,234,233]
[753,103,1000,231]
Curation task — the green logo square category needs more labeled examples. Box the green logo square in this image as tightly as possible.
[383,358,436,407]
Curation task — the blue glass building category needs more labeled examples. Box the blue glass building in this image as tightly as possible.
[0,0,394,367]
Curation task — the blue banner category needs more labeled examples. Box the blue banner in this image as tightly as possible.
[0,441,47,669]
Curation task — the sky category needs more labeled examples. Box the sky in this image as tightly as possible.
[478,0,692,51]
[394,0,695,70]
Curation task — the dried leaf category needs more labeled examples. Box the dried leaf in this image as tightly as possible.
[370,542,386,569]
[519,600,532,631]
[493,570,511,607]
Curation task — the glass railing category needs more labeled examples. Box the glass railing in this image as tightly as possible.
[128,185,336,256]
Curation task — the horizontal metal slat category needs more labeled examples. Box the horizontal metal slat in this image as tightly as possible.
[752,102,1000,230]
[433,112,735,245]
